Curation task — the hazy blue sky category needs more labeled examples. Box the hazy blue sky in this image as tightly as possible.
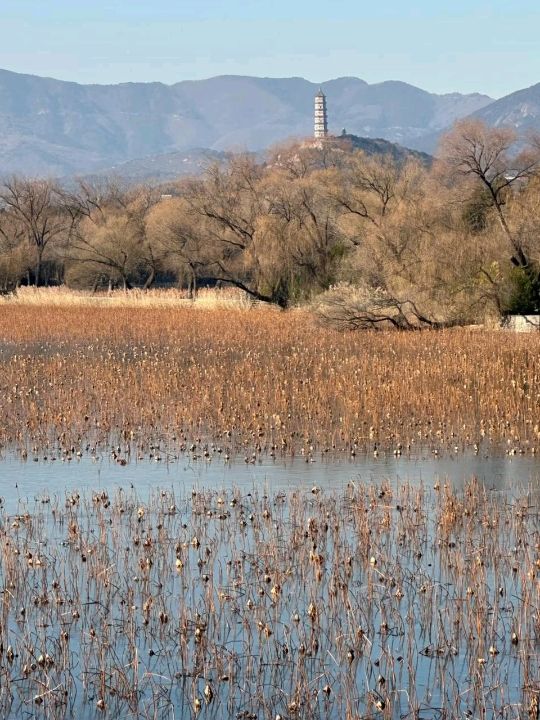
[0,0,537,97]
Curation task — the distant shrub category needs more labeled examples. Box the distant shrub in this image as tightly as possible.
[311,283,437,330]
[503,266,540,315]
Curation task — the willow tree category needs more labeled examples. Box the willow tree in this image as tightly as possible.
[66,184,161,290]
[184,156,298,306]
[146,197,207,297]
[0,178,75,286]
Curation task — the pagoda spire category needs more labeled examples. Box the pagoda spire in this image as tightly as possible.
[314,88,328,139]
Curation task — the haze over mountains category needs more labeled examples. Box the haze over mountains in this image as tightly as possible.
[0,68,538,179]
[470,83,540,132]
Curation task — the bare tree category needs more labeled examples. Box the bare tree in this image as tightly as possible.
[313,284,444,330]
[146,197,206,296]
[267,171,346,292]
[185,156,263,249]
[267,138,349,179]
[185,157,296,306]
[66,184,160,291]
[439,119,539,268]
[0,178,76,286]
[0,209,29,291]
[331,152,404,235]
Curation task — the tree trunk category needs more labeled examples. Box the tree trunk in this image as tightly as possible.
[35,248,43,287]
[143,267,156,290]
[271,277,290,309]
[489,191,529,268]
[121,274,133,291]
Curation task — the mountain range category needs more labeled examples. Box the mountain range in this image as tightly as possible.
[0,68,538,179]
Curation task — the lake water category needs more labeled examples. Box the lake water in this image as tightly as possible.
[0,451,539,718]
[2,450,540,513]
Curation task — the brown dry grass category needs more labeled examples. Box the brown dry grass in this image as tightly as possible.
[0,303,539,456]
[0,286,256,309]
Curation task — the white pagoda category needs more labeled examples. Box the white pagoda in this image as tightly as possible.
[314,89,328,139]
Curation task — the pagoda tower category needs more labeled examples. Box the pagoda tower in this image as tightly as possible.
[314,89,328,139]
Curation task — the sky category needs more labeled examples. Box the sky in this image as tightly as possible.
[0,0,538,98]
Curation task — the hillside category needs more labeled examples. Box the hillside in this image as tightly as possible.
[470,81,540,133]
[339,134,432,164]
[78,134,430,185]
[78,148,232,184]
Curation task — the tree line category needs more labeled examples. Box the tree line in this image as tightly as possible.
[1,119,540,327]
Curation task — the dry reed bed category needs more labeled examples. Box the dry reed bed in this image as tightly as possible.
[0,286,257,310]
[0,305,539,457]
[0,479,538,718]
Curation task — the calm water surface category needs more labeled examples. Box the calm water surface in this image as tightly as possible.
[1,451,540,512]
[0,451,539,718]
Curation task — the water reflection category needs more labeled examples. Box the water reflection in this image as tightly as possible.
[1,451,539,513]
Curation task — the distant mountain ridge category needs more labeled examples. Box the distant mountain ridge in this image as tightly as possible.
[470,82,540,133]
[0,69,493,177]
